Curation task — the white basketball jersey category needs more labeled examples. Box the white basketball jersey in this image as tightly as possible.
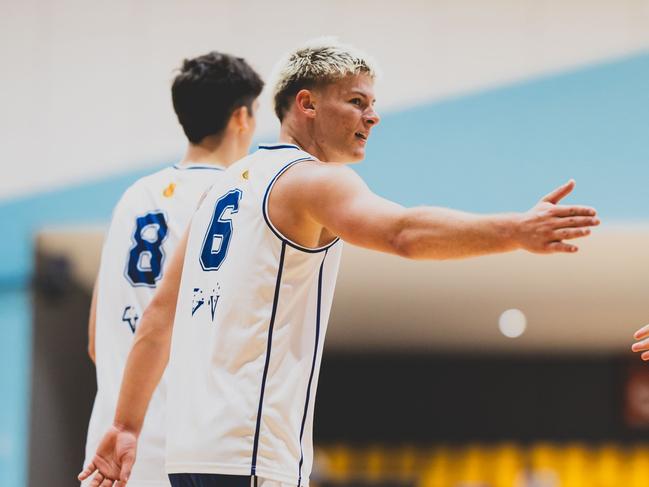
[84,163,223,487]
[166,144,343,486]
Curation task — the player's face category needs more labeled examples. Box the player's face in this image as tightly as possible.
[314,74,379,163]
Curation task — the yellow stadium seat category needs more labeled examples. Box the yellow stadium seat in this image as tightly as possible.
[590,444,624,487]
[455,444,490,484]
[628,445,649,487]
[560,444,591,487]
[324,444,352,481]
[491,443,524,487]
[394,445,418,481]
[420,446,452,487]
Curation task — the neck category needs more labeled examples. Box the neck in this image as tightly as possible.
[179,134,244,169]
[279,117,329,162]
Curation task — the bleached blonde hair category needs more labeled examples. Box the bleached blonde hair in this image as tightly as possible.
[271,37,378,121]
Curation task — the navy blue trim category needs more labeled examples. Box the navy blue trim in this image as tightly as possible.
[251,241,286,475]
[262,158,340,254]
[169,473,251,487]
[258,143,300,151]
[297,250,327,486]
[172,163,223,170]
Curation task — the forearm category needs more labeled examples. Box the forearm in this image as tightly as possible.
[393,207,520,259]
[88,279,98,364]
[113,305,173,435]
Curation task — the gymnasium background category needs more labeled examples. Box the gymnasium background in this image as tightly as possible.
[2,1,649,486]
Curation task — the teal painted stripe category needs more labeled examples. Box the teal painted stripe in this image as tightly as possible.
[0,289,30,486]
[0,164,168,287]
[359,51,649,217]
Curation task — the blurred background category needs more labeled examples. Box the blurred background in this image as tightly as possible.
[1,1,649,486]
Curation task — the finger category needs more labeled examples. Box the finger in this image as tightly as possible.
[78,462,96,480]
[100,478,114,487]
[120,453,134,484]
[631,337,649,352]
[551,216,600,229]
[632,339,649,353]
[552,228,591,241]
[90,472,105,487]
[642,351,649,361]
[541,179,575,204]
[634,324,649,340]
[544,241,578,253]
[551,206,597,218]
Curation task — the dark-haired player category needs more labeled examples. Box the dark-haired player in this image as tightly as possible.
[81,51,263,487]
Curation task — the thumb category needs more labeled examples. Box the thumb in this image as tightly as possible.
[541,179,575,204]
[119,451,135,483]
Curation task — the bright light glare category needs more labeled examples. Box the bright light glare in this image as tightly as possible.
[498,308,527,338]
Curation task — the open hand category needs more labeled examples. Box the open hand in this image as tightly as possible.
[516,180,599,254]
[78,424,137,486]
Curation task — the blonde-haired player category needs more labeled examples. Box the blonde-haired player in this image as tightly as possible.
[82,51,263,487]
[81,39,599,487]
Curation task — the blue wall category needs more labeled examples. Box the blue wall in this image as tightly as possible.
[1,51,648,485]
[361,51,649,217]
[0,291,30,487]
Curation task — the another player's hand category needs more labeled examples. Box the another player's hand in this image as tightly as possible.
[631,325,649,360]
[78,424,137,486]
[515,180,599,254]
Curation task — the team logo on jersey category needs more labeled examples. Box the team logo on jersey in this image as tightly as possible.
[191,285,221,322]
[241,169,249,180]
[122,306,139,333]
[163,182,176,198]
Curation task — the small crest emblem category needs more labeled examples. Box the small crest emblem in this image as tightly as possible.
[163,182,176,197]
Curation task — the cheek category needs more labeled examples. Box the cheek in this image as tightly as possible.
[332,108,357,133]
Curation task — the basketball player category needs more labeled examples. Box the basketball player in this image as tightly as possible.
[81,51,263,487]
[80,40,599,487]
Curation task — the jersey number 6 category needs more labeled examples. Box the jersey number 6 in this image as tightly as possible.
[200,189,242,271]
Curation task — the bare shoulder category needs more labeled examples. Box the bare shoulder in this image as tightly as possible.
[276,160,367,198]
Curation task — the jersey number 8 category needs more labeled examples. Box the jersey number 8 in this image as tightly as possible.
[126,212,169,287]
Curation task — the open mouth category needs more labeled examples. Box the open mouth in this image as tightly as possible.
[355,132,367,141]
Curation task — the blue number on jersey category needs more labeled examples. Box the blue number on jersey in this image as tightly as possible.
[126,211,169,286]
[200,189,242,271]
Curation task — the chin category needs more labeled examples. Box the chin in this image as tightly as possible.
[345,148,365,164]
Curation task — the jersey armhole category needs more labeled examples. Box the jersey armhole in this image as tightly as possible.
[262,157,340,254]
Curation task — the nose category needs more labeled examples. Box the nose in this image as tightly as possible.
[364,107,380,127]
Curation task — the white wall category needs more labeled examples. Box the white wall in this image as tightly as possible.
[2,0,649,199]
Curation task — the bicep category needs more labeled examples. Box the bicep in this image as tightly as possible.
[304,166,407,253]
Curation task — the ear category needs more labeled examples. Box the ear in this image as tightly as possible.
[294,89,316,119]
[229,105,250,132]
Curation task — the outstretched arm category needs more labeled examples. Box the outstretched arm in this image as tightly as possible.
[274,162,598,259]
[79,228,189,486]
